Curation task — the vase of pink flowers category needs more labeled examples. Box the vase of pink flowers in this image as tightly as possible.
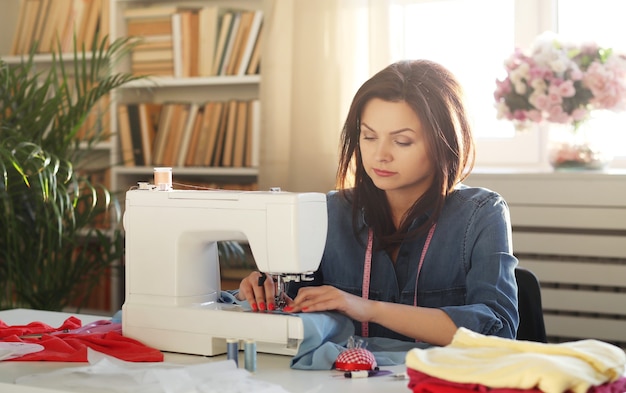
[494,32,626,170]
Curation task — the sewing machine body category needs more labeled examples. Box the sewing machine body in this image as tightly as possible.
[121,188,327,356]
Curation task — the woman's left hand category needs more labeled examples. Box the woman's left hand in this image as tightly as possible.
[285,285,373,322]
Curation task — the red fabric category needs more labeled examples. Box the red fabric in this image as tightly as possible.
[0,317,82,339]
[407,368,543,393]
[407,368,626,393]
[588,377,626,393]
[1,317,163,362]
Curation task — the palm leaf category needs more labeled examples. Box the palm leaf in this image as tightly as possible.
[0,34,142,311]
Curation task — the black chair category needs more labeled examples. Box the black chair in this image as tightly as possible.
[515,267,547,342]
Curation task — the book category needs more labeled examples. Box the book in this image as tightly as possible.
[132,61,175,77]
[225,11,254,76]
[220,100,239,166]
[232,100,249,167]
[77,93,110,141]
[126,103,145,166]
[73,0,91,49]
[26,0,45,53]
[209,101,230,166]
[217,11,241,76]
[192,101,214,166]
[237,10,263,76]
[161,103,188,167]
[126,17,172,36]
[123,4,188,19]
[133,36,173,52]
[247,99,261,167]
[245,24,263,75]
[211,11,234,76]
[38,0,61,52]
[152,103,175,165]
[204,101,226,166]
[31,0,51,52]
[176,103,200,167]
[81,0,102,50]
[184,106,205,166]
[138,102,160,165]
[197,6,221,77]
[117,104,135,166]
[130,35,174,76]
[13,0,42,54]
[131,49,174,63]
[57,0,76,52]
[100,0,110,48]
[10,0,27,54]
[171,13,183,78]
[180,10,199,77]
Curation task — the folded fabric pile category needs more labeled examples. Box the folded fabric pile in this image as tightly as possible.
[0,316,163,362]
[406,327,626,393]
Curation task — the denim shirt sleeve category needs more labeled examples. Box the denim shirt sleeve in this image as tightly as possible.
[436,186,519,339]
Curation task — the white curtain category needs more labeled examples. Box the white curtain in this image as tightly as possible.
[258,0,393,192]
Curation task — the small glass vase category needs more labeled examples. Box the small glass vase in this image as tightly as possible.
[547,122,612,171]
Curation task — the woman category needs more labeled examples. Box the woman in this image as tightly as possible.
[237,59,519,347]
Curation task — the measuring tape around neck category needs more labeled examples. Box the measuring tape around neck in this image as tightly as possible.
[360,224,437,337]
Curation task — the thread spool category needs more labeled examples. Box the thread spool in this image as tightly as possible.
[153,167,172,191]
[226,338,239,367]
[244,339,257,372]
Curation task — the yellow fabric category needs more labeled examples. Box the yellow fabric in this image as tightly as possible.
[405,327,626,393]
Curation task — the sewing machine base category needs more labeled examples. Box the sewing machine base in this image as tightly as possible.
[122,303,304,357]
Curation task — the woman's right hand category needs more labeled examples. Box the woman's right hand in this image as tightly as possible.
[237,271,277,312]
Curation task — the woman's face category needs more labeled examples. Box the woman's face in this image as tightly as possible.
[359,98,434,202]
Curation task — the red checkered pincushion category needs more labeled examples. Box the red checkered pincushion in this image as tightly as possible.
[334,347,377,371]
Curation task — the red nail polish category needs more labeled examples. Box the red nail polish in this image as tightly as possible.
[302,307,308,311]
[283,306,293,312]
[251,303,258,312]
[259,302,266,311]
[268,303,275,311]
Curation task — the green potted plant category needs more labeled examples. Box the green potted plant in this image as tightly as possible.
[0,37,142,312]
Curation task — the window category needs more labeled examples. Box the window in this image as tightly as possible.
[389,0,626,168]
[557,0,626,167]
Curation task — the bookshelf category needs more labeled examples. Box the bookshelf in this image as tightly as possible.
[109,0,265,193]
[1,0,265,313]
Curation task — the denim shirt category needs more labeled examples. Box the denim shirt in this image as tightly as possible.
[287,184,519,343]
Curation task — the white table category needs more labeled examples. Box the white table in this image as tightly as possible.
[0,309,409,393]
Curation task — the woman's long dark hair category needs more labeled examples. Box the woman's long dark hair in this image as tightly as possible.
[336,60,475,250]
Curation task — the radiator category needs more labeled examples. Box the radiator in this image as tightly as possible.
[467,171,626,348]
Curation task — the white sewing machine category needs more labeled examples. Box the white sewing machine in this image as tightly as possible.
[121,186,327,356]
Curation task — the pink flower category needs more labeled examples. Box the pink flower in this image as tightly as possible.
[571,108,589,121]
[551,79,576,98]
[494,33,626,130]
[527,109,543,122]
[546,89,564,106]
[512,110,528,121]
[547,106,570,123]
[531,94,550,111]
[494,79,512,98]
[584,60,626,109]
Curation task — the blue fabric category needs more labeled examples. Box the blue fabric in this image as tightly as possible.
[219,290,250,309]
[290,312,427,370]
[220,293,418,370]
[287,185,519,341]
